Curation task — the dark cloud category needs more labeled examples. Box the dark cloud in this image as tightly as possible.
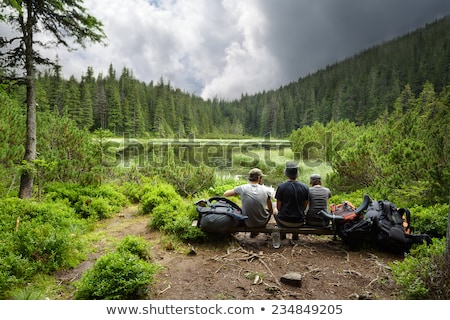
[4,0,446,100]
[258,0,450,87]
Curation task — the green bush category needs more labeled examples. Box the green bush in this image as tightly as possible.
[0,198,90,296]
[11,200,88,273]
[76,196,116,220]
[140,181,180,215]
[117,236,152,261]
[45,182,128,220]
[15,223,75,272]
[146,194,205,242]
[167,209,205,242]
[391,238,449,299]
[408,204,448,238]
[159,163,216,197]
[119,176,163,203]
[0,247,36,298]
[74,252,160,300]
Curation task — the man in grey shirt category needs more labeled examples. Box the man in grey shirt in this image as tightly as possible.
[306,173,332,226]
[224,168,273,234]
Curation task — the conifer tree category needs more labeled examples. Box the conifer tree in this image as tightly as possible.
[80,78,94,130]
[0,0,105,198]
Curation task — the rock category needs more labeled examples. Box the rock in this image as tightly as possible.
[280,272,302,287]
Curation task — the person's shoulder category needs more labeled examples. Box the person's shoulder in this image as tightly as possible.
[277,181,289,188]
[299,182,309,192]
[296,181,309,188]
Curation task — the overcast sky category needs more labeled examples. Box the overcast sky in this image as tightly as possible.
[18,0,450,100]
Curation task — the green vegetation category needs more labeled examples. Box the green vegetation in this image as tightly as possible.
[391,238,450,299]
[291,82,449,207]
[74,251,161,300]
[0,14,448,299]
[0,198,90,298]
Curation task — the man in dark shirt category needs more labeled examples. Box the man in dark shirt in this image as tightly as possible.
[274,162,309,228]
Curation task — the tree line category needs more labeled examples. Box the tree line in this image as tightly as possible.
[5,16,449,139]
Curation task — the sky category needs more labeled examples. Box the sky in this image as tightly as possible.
[6,0,450,100]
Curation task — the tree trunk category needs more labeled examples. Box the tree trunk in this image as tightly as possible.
[446,196,450,264]
[18,5,37,199]
[18,80,36,198]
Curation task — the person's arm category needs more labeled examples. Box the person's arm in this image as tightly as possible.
[304,200,309,208]
[276,200,282,212]
[266,197,273,214]
[223,189,236,197]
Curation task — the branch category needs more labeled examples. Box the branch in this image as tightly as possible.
[0,75,26,85]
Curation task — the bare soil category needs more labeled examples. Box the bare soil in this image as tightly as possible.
[56,205,403,300]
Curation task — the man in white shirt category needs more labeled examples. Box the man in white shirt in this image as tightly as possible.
[224,168,273,236]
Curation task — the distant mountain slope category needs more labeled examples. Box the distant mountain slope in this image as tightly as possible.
[236,16,450,136]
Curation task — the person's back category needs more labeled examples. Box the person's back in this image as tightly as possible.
[224,168,273,229]
[306,174,332,226]
[234,183,271,227]
[274,162,309,227]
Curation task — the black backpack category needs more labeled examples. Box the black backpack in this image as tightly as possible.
[194,197,247,233]
[366,200,430,253]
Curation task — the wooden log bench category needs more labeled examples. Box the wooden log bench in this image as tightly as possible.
[192,220,337,237]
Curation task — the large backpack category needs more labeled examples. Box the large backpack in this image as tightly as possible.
[365,199,430,253]
[194,197,247,233]
[333,196,431,253]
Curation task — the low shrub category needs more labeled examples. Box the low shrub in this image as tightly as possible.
[159,163,216,197]
[0,249,36,298]
[391,238,449,299]
[0,198,90,297]
[119,176,163,203]
[12,200,88,273]
[408,204,448,238]
[44,182,128,220]
[140,181,180,215]
[146,194,205,242]
[74,252,160,300]
[116,235,152,261]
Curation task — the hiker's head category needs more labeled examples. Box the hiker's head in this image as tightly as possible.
[284,162,299,179]
[310,173,322,186]
[248,168,266,182]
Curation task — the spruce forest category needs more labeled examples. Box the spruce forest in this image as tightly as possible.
[10,16,450,138]
[0,2,449,301]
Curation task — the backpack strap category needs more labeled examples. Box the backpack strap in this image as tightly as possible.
[398,208,411,234]
[208,196,242,212]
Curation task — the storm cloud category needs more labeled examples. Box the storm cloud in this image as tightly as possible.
[16,0,450,100]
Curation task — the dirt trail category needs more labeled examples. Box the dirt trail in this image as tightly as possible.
[56,205,403,300]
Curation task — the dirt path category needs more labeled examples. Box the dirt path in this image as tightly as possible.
[57,205,403,300]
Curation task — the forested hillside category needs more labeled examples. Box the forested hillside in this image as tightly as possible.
[9,16,450,138]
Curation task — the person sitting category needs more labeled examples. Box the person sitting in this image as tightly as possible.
[274,162,309,239]
[306,174,332,226]
[223,168,273,237]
